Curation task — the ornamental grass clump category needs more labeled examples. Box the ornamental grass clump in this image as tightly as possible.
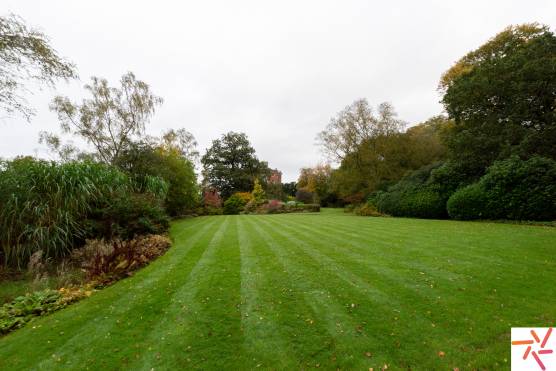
[0,158,130,268]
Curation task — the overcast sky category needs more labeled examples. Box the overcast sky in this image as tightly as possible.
[2,1,555,181]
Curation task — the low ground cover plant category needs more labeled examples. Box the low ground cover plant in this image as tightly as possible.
[0,234,170,336]
[0,287,91,335]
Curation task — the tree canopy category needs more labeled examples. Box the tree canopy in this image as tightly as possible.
[297,164,335,204]
[441,23,556,175]
[115,141,198,216]
[0,14,76,120]
[326,113,449,201]
[48,72,163,164]
[160,128,199,163]
[316,99,406,162]
[201,132,270,199]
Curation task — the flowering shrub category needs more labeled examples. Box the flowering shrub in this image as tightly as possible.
[244,200,320,214]
[244,200,257,213]
[260,199,284,214]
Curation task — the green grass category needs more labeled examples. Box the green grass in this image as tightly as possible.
[0,275,31,304]
[0,209,555,369]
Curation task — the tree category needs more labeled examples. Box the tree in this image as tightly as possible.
[251,179,266,204]
[114,141,198,216]
[282,182,297,197]
[441,23,556,175]
[405,115,451,164]
[38,131,82,162]
[331,115,448,201]
[297,164,336,205]
[160,128,199,162]
[317,99,406,162]
[295,188,315,204]
[0,14,76,120]
[201,132,270,199]
[203,188,222,208]
[48,72,163,164]
[265,182,284,200]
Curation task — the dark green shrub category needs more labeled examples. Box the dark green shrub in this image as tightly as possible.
[427,161,478,197]
[344,204,356,213]
[374,165,445,219]
[448,156,556,220]
[223,194,247,215]
[366,193,378,207]
[404,189,446,219]
[374,161,476,219]
[446,183,488,220]
[481,156,556,220]
[194,206,224,216]
[87,193,170,240]
[295,188,314,204]
[377,188,445,219]
[246,202,320,214]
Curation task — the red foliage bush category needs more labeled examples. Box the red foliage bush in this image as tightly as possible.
[203,188,222,208]
[72,235,171,284]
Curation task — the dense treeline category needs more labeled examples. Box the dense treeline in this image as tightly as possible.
[0,26,303,267]
[0,67,199,267]
[2,16,555,270]
[307,23,556,221]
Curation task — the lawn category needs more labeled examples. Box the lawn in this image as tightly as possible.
[0,209,555,370]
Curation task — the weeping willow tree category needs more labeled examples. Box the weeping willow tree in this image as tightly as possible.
[0,14,76,120]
